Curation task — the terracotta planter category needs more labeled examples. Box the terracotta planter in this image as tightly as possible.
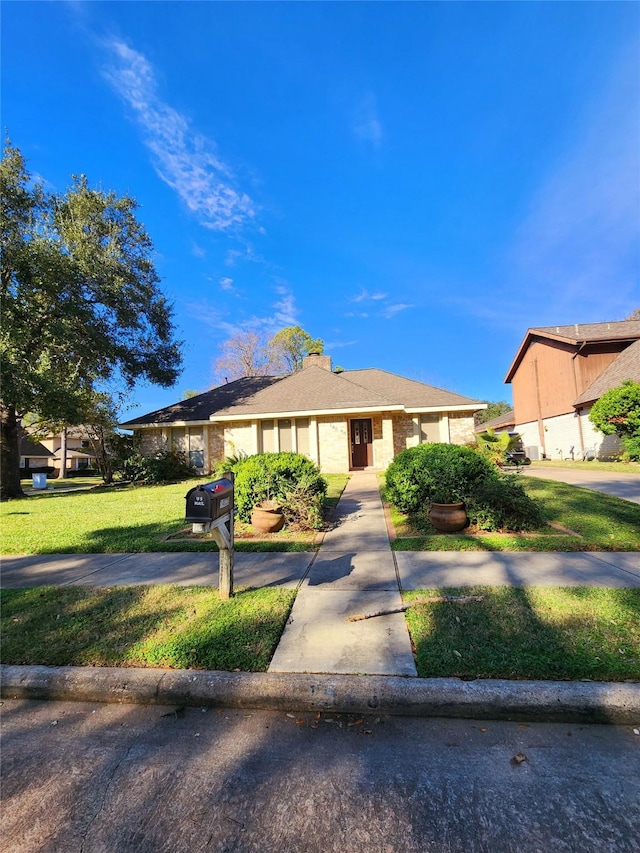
[251,502,285,534]
[428,501,468,533]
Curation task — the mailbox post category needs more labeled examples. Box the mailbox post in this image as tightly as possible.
[185,473,235,599]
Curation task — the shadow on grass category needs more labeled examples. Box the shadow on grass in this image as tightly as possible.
[0,584,296,672]
[406,584,640,684]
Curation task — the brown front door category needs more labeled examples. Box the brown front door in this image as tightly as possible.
[350,418,373,469]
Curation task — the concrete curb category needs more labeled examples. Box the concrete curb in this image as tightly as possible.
[2,665,639,724]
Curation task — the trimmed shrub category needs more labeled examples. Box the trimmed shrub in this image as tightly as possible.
[466,475,545,531]
[233,452,327,530]
[385,443,497,513]
[119,449,196,484]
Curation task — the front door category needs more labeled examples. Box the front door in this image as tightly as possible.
[350,418,373,469]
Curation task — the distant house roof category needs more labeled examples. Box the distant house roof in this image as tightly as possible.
[573,339,640,407]
[505,320,640,383]
[121,366,485,428]
[474,409,516,433]
[20,436,54,458]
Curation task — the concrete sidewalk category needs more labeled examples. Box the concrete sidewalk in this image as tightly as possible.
[269,472,417,676]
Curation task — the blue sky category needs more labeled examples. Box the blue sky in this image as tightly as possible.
[3,1,639,419]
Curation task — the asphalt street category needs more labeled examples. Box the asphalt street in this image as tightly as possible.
[2,699,639,853]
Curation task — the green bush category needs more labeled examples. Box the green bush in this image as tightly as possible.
[233,452,327,530]
[119,449,196,484]
[385,443,497,513]
[466,475,545,531]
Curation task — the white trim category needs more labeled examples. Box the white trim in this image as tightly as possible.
[209,404,405,422]
[409,404,486,414]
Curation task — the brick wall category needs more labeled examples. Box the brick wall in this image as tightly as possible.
[448,413,475,445]
[317,417,349,472]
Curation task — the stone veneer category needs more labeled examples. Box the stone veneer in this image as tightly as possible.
[448,413,475,445]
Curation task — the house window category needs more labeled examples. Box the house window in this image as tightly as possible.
[261,420,275,452]
[78,457,90,469]
[81,440,90,449]
[278,419,292,452]
[172,428,187,453]
[296,419,310,455]
[420,414,440,443]
[189,449,205,469]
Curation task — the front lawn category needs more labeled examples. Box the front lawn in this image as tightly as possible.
[389,477,640,551]
[0,585,295,672]
[404,586,640,682]
[0,475,349,555]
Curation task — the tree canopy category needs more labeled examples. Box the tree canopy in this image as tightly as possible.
[589,380,640,461]
[213,324,323,383]
[0,142,183,498]
[473,400,512,427]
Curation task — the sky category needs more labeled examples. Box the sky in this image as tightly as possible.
[3,1,639,420]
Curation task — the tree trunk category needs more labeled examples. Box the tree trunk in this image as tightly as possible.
[0,403,26,500]
[58,427,68,479]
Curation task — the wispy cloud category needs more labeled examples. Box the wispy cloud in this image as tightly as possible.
[350,287,388,303]
[219,277,234,291]
[504,43,639,323]
[353,93,383,149]
[381,304,413,319]
[102,38,255,231]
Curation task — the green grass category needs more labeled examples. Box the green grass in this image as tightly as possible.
[0,585,296,671]
[404,586,640,681]
[390,477,640,552]
[1,474,349,555]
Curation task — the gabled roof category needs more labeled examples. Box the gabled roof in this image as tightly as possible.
[573,339,640,407]
[20,436,54,458]
[474,409,516,433]
[121,366,484,427]
[505,320,640,383]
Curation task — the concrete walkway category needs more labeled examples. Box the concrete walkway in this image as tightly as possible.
[269,472,417,676]
[521,465,640,504]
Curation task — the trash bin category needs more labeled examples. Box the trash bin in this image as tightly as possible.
[32,473,47,489]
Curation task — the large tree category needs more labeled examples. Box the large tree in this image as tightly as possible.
[268,325,323,373]
[213,325,323,383]
[213,329,274,383]
[0,143,183,499]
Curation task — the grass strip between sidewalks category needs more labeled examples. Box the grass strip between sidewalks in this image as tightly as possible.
[404,586,640,682]
[0,585,296,672]
[2,584,638,683]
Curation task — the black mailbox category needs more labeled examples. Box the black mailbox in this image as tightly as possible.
[185,478,234,523]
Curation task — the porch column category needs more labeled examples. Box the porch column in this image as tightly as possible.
[309,417,320,466]
[439,414,450,443]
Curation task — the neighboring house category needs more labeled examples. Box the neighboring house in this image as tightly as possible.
[19,435,55,473]
[121,353,486,474]
[474,409,516,435]
[504,321,640,461]
[29,428,96,473]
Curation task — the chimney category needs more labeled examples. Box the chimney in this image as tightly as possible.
[302,352,332,371]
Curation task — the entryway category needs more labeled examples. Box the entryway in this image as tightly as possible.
[349,417,373,469]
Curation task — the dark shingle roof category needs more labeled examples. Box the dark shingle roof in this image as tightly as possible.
[573,340,640,406]
[121,367,484,426]
[20,437,54,457]
[120,376,281,426]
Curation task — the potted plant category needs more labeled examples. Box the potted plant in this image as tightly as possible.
[250,498,285,533]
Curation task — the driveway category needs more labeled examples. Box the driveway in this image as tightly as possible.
[521,466,640,504]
